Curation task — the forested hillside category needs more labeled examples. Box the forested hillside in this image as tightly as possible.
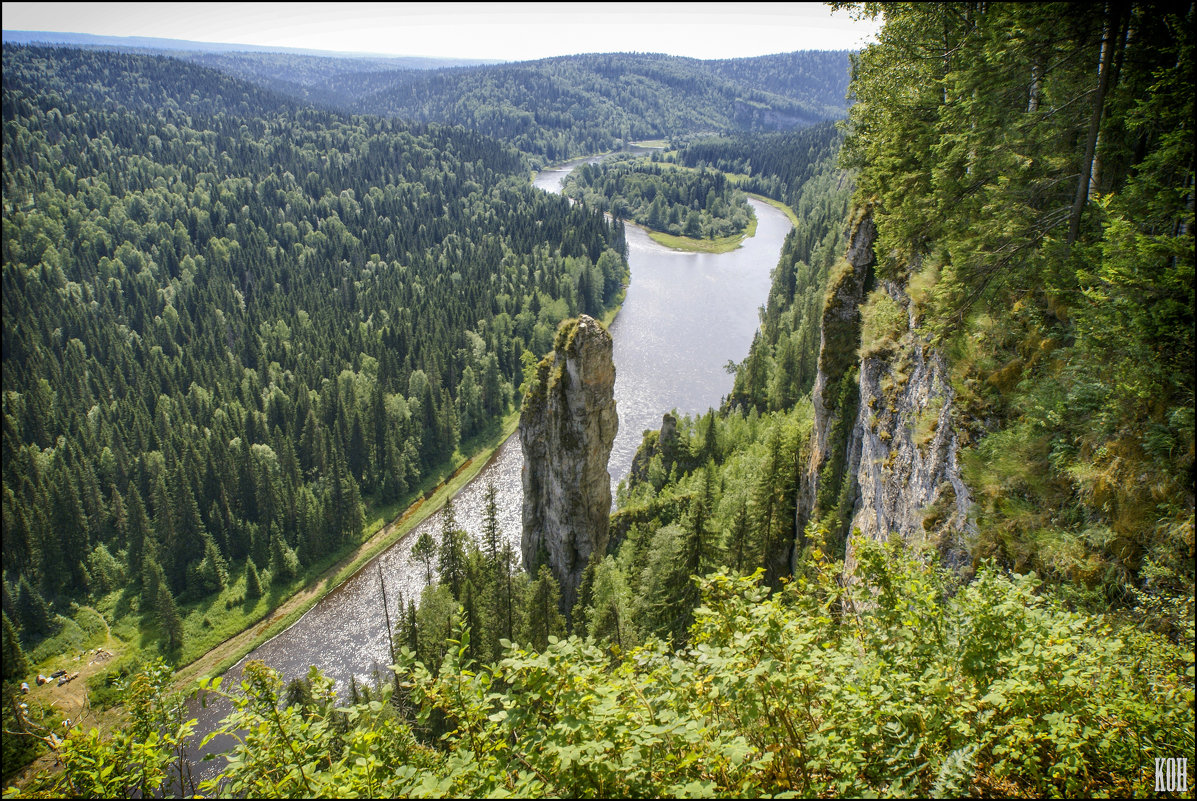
[833,1,1193,597]
[4,2,1194,797]
[345,51,852,160]
[676,121,844,214]
[175,52,421,110]
[1,45,626,667]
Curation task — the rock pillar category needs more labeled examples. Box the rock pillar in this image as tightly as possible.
[519,315,617,611]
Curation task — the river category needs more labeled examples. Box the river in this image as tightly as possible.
[186,152,793,780]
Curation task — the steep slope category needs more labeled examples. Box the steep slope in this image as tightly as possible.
[797,212,973,576]
[799,3,1193,599]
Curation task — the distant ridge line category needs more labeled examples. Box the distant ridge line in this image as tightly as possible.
[0,29,504,66]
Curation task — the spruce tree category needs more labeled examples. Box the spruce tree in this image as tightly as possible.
[144,556,183,653]
[15,575,53,642]
[437,498,466,597]
[727,499,752,575]
[525,565,565,651]
[49,462,89,594]
[481,483,502,564]
[412,531,437,587]
[159,582,184,653]
[1,577,17,632]
[124,485,151,589]
[194,534,228,594]
[2,612,29,681]
[269,524,299,584]
[245,558,263,599]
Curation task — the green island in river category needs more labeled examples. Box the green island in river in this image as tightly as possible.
[563,155,761,253]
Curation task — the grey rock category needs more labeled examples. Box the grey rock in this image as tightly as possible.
[520,315,618,610]
[798,208,973,579]
[843,280,973,576]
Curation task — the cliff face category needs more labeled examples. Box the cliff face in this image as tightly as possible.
[799,209,972,575]
[520,315,618,610]
[843,280,973,574]
[796,210,876,554]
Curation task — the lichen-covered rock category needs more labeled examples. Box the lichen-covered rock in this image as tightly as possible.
[797,207,972,578]
[520,315,618,611]
[844,280,973,575]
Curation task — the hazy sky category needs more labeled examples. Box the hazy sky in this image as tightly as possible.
[2,2,882,60]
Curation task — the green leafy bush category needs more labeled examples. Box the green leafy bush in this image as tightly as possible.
[9,543,1191,798]
[859,288,908,358]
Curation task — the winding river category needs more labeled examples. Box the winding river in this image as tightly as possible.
[187,153,793,778]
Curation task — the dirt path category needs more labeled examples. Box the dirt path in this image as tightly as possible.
[172,441,496,690]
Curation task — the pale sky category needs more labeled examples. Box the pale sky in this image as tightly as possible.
[2,2,882,60]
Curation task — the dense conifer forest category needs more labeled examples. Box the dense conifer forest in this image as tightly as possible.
[1,43,625,693]
[562,155,755,240]
[3,2,1194,797]
[342,51,853,161]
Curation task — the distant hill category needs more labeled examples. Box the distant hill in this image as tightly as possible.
[345,51,853,161]
[2,33,851,161]
[1,43,303,119]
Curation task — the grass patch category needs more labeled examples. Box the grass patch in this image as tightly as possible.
[859,288,908,359]
[630,139,668,148]
[26,606,110,668]
[746,192,800,227]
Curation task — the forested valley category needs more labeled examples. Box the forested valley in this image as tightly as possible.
[1,43,627,772]
[3,2,1194,798]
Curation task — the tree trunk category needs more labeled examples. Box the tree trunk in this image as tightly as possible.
[1090,11,1133,196]
[1027,61,1042,112]
[1068,5,1123,244]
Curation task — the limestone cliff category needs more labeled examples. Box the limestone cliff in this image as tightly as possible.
[520,315,618,611]
[843,279,973,574]
[798,208,973,576]
[796,209,876,557]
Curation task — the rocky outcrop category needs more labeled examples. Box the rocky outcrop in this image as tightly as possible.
[626,412,678,488]
[796,209,876,557]
[798,207,973,576]
[520,315,618,611]
[843,281,973,575]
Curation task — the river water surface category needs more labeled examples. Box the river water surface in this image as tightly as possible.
[188,153,792,778]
